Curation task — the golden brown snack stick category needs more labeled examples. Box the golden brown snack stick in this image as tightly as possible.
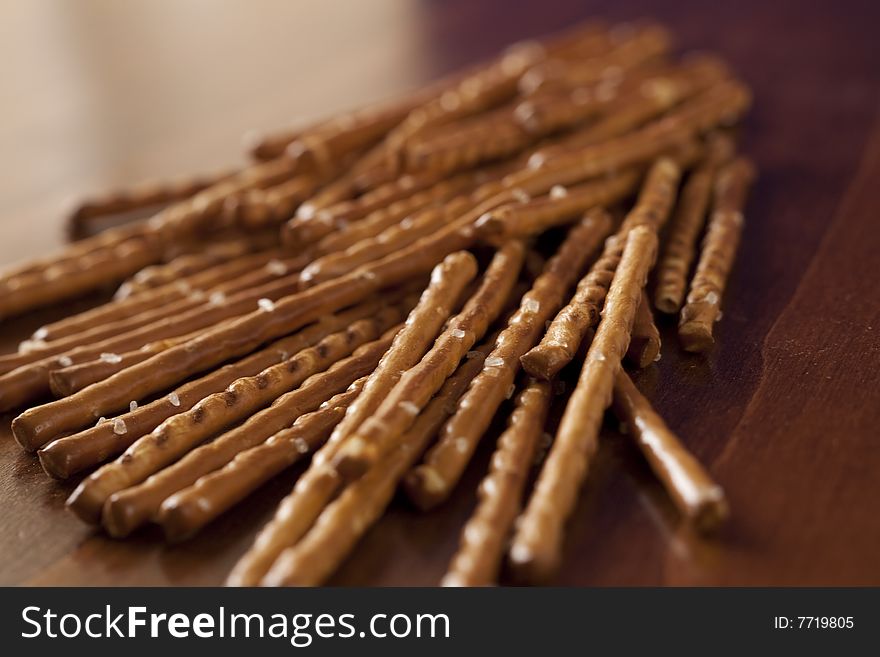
[520,158,681,380]
[476,169,638,240]
[12,186,511,449]
[679,156,755,352]
[236,334,496,587]
[506,80,749,195]
[37,298,389,479]
[442,380,553,586]
[510,226,658,583]
[113,239,262,296]
[223,176,323,230]
[66,168,238,238]
[519,24,671,94]
[159,380,364,542]
[300,198,471,286]
[331,241,525,480]
[612,371,728,531]
[654,134,736,313]
[625,291,662,368]
[404,213,611,509]
[69,330,397,528]
[0,235,164,320]
[48,321,235,397]
[0,273,303,416]
[217,252,476,553]
[101,325,394,538]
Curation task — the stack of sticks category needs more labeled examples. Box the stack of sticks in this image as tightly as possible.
[0,19,755,585]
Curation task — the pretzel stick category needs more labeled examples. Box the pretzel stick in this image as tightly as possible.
[679,156,755,352]
[520,158,681,380]
[69,328,398,528]
[520,25,671,94]
[0,273,304,415]
[49,321,236,397]
[442,380,553,586]
[37,297,389,479]
[66,168,238,237]
[625,291,661,368]
[331,241,525,480]
[654,134,736,312]
[0,235,164,320]
[98,253,476,533]
[510,226,658,583]
[301,198,471,286]
[159,381,364,541]
[231,334,496,586]
[505,80,749,195]
[476,169,638,240]
[612,371,728,531]
[101,323,398,538]
[404,213,611,509]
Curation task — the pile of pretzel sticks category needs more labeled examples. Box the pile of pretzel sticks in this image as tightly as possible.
[0,19,755,585]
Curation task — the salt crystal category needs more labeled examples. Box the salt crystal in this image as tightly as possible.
[209,291,226,306]
[113,419,127,435]
[58,355,73,368]
[258,298,276,312]
[399,401,420,416]
[594,352,607,362]
[451,328,466,339]
[100,352,122,364]
[33,327,48,340]
[197,498,213,512]
[294,438,310,454]
[485,356,504,367]
[512,188,531,203]
[654,352,662,362]
[522,298,540,313]
[189,290,206,302]
[400,216,414,230]
[359,270,378,281]
[266,259,288,276]
[527,153,546,169]
[506,384,516,399]
[168,392,181,407]
[549,185,568,199]
[129,401,138,413]
[96,417,107,426]
[716,311,724,321]
[705,291,719,305]
[455,438,469,454]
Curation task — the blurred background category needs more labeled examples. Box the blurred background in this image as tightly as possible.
[1,0,875,259]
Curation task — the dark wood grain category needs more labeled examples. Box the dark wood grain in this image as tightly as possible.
[1,0,878,586]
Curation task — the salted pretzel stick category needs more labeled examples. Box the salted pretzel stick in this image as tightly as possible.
[37,297,390,479]
[159,381,364,541]
[66,168,237,236]
[70,328,398,528]
[331,241,525,480]
[520,158,681,380]
[234,334,496,587]
[0,235,164,320]
[12,186,512,449]
[476,169,638,240]
[678,157,755,351]
[612,371,728,531]
[442,380,553,586]
[505,80,750,195]
[625,291,661,368]
[404,213,611,509]
[0,273,303,415]
[99,254,476,532]
[300,198,471,286]
[519,24,671,94]
[101,325,397,538]
[209,252,476,554]
[654,134,736,312]
[49,321,235,397]
[510,226,658,583]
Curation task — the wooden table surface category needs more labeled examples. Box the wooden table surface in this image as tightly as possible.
[1,0,878,586]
